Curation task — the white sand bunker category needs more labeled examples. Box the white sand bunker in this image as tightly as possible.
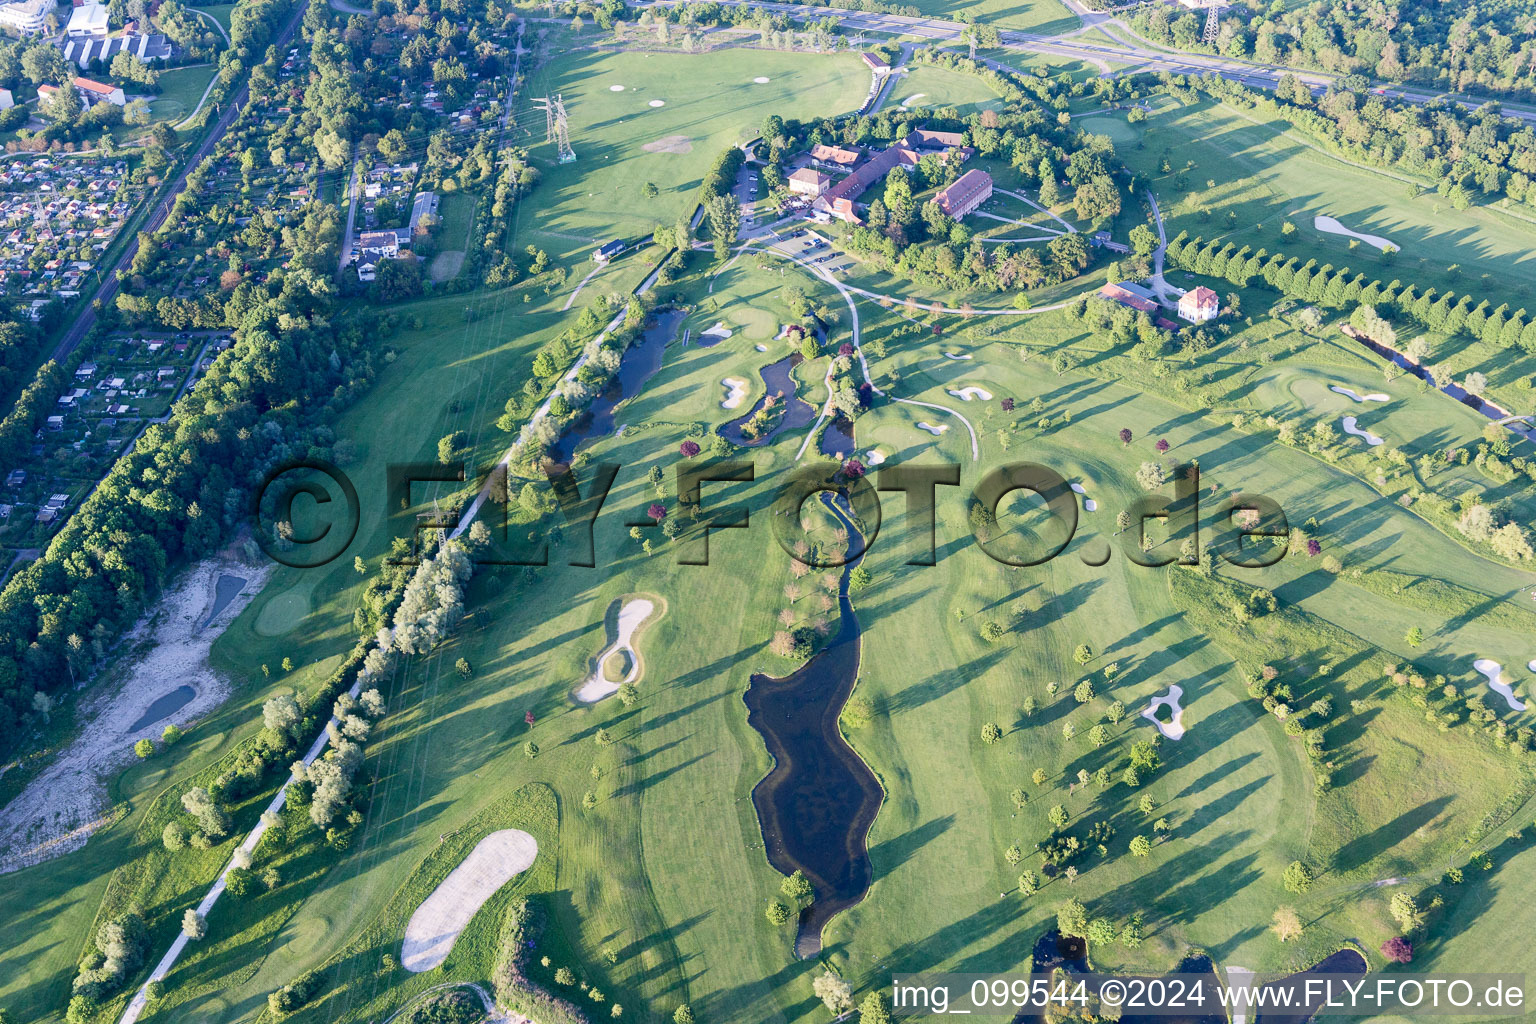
[1341,415,1384,446]
[1069,482,1097,512]
[901,93,927,107]
[1474,658,1526,711]
[701,321,733,343]
[946,386,992,401]
[753,76,771,83]
[1141,685,1187,741]
[721,377,748,409]
[402,829,539,973]
[866,449,887,466]
[1314,215,1397,252]
[643,135,693,154]
[649,99,665,107]
[1331,385,1390,403]
[0,560,268,875]
[916,421,949,436]
[575,598,658,703]
[755,343,768,352]
[943,351,973,360]
[609,84,626,91]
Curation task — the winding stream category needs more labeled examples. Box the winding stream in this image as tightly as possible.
[743,492,882,958]
[548,310,684,465]
[720,354,817,447]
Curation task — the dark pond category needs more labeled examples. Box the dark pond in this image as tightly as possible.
[1012,940,1224,1024]
[1253,948,1368,1024]
[720,354,817,447]
[818,416,856,460]
[548,309,685,465]
[744,492,881,958]
[1345,330,1536,444]
[204,573,246,628]
[130,685,196,733]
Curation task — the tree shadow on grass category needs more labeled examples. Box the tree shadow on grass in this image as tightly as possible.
[1329,796,1452,876]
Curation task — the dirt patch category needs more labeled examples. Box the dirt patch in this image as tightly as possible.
[429,249,466,283]
[642,134,693,154]
[402,829,539,972]
[0,558,270,874]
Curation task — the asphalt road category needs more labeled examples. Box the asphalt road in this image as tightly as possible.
[48,0,313,365]
[645,0,1536,127]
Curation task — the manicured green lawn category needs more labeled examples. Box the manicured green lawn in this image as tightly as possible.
[15,42,1536,1024]
[886,64,1006,116]
[1107,96,1536,306]
[903,0,1080,35]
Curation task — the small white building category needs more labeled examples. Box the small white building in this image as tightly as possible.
[0,89,13,110]
[65,2,107,39]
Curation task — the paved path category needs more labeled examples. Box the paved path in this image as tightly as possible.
[1146,189,1179,304]
[738,243,985,461]
[116,672,366,1024]
[338,155,360,276]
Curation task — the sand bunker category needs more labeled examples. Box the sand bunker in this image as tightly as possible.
[946,386,993,401]
[1141,685,1186,741]
[1070,482,1098,512]
[942,352,973,360]
[574,598,659,703]
[700,321,733,344]
[753,76,771,83]
[1341,416,1384,446]
[648,99,665,107]
[866,450,887,466]
[1474,658,1526,711]
[721,377,748,409]
[1331,385,1390,403]
[901,93,926,107]
[402,829,539,973]
[643,135,693,154]
[755,343,768,352]
[0,560,268,874]
[916,421,949,436]
[609,84,625,91]
[1314,215,1397,252]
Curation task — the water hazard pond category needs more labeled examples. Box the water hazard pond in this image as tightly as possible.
[744,492,882,957]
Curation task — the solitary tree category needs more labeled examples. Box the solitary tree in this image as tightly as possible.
[1282,860,1315,894]
[673,1005,695,1024]
[1073,644,1093,665]
[1119,428,1133,445]
[813,973,854,1015]
[679,440,701,457]
[1381,936,1413,963]
[766,900,790,925]
[182,909,207,940]
[1155,438,1170,454]
[1129,835,1152,857]
[782,869,814,906]
[981,722,1003,744]
[134,738,155,758]
[1272,906,1303,942]
[1389,892,1423,933]
[1405,626,1425,648]
[1056,897,1088,938]
[859,991,893,1024]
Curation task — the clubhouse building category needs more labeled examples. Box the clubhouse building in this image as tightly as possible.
[803,127,976,224]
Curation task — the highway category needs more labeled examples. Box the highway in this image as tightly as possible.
[647,0,1536,127]
[48,0,313,365]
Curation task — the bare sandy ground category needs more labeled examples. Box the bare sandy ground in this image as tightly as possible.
[1141,684,1187,741]
[642,134,692,154]
[402,829,539,973]
[0,558,269,874]
[573,597,659,704]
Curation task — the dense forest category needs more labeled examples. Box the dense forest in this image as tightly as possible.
[1131,0,1536,101]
